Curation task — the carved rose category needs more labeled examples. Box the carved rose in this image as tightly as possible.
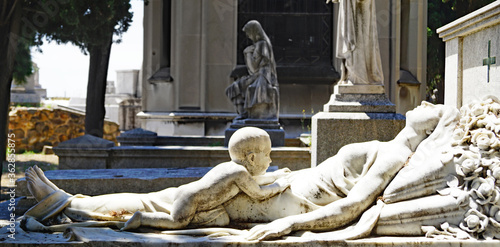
[456,158,482,179]
[471,104,488,118]
[460,209,489,234]
[471,129,498,150]
[485,206,500,240]
[492,166,500,182]
[470,177,500,205]
[477,115,500,135]
[452,128,469,146]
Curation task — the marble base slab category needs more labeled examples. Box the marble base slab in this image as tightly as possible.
[1,225,498,247]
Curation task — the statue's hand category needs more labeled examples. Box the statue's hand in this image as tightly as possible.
[273,168,291,178]
[244,45,255,54]
[246,219,293,241]
[274,177,290,192]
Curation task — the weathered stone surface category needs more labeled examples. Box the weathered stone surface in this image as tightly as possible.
[311,112,405,166]
[117,128,157,146]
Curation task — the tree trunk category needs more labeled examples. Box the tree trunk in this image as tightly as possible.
[0,1,22,162]
[84,33,113,138]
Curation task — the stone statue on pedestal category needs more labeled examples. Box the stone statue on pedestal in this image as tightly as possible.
[225,20,279,121]
[224,20,284,147]
[328,0,384,85]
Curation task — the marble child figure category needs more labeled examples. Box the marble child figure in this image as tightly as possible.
[120,127,289,230]
[23,127,290,231]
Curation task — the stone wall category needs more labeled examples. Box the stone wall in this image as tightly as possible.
[8,107,120,152]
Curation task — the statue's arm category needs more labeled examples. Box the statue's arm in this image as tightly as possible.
[253,168,291,185]
[247,145,407,240]
[235,170,289,200]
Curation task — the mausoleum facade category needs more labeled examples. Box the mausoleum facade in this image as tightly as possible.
[139,0,428,138]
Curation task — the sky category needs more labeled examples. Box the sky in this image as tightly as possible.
[31,1,144,98]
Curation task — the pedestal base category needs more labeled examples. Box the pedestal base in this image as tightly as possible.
[312,84,406,166]
[224,119,285,147]
[311,112,405,166]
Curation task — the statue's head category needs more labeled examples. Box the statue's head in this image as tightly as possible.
[228,127,272,176]
[243,20,265,42]
[406,101,460,137]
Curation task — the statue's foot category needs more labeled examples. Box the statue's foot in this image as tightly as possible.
[121,211,142,231]
[26,166,57,202]
[33,165,60,191]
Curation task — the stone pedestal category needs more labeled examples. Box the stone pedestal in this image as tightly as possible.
[116,128,157,146]
[311,84,405,166]
[53,134,115,169]
[224,119,285,147]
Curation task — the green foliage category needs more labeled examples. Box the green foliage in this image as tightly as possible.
[12,38,34,85]
[427,0,494,102]
[34,0,133,54]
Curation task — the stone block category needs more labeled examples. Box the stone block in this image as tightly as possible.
[108,146,309,171]
[54,135,114,169]
[311,112,405,166]
[117,128,158,146]
[225,119,285,147]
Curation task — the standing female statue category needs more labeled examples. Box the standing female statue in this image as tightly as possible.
[328,0,384,85]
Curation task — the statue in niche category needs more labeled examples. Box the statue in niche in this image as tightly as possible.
[225,20,279,121]
[17,97,500,242]
[328,0,384,85]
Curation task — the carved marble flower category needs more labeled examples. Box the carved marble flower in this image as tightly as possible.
[492,166,500,182]
[471,104,489,118]
[452,128,469,146]
[460,209,489,234]
[471,129,498,150]
[477,114,500,134]
[456,157,482,180]
[485,205,500,240]
[470,177,500,205]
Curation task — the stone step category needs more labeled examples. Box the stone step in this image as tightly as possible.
[55,144,310,171]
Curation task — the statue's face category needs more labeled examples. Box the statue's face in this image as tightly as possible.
[247,139,272,176]
[406,102,441,131]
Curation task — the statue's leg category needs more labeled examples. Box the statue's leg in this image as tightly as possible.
[121,211,192,231]
[122,197,195,231]
[26,166,58,202]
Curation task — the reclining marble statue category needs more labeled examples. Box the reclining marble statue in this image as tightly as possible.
[20,97,500,241]
[225,20,279,120]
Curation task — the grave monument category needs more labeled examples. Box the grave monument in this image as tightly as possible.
[138,0,427,139]
[437,1,500,108]
[10,63,46,105]
[311,0,405,166]
[224,20,285,147]
[8,97,500,245]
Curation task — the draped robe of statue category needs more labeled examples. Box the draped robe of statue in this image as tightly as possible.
[335,0,384,85]
[225,20,279,120]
